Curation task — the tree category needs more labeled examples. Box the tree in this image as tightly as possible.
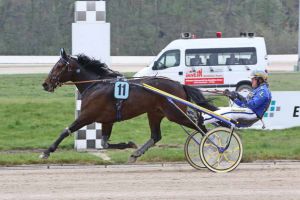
[0,0,298,55]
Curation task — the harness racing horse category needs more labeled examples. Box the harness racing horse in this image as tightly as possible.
[41,49,218,162]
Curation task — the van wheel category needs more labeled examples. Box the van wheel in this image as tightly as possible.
[236,84,252,97]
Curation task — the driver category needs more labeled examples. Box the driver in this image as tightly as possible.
[203,70,272,127]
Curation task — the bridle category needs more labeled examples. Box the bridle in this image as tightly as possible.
[49,56,122,87]
[49,56,73,88]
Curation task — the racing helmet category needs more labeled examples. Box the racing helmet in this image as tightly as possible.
[250,70,268,81]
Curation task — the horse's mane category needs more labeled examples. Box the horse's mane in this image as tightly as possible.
[76,54,123,78]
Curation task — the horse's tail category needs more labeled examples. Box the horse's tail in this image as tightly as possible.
[183,85,218,111]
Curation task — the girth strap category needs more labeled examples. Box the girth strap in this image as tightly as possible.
[116,99,123,121]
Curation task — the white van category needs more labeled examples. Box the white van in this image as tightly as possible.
[134,32,268,95]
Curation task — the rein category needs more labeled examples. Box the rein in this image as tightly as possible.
[63,79,226,96]
[62,76,148,85]
[63,79,108,85]
[200,89,224,95]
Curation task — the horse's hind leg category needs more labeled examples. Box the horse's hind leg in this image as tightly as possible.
[128,112,164,163]
[102,123,137,149]
[164,104,208,133]
[173,114,208,134]
[39,117,89,159]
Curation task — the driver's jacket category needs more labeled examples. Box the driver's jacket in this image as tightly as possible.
[233,83,272,118]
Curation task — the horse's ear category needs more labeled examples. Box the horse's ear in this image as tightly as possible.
[60,48,67,59]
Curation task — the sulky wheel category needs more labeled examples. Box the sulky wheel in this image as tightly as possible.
[184,131,206,170]
[199,127,243,173]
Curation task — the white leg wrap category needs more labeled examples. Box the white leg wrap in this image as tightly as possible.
[66,127,72,136]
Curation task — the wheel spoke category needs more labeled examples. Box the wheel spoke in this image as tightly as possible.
[223,152,236,164]
[205,150,218,161]
[212,154,222,167]
[224,146,240,154]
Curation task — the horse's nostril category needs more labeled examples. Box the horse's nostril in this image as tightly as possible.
[42,82,48,90]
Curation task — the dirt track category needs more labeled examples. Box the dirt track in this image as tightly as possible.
[0,161,300,200]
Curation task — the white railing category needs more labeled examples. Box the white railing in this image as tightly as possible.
[0,56,154,65]
[0,55,297,74]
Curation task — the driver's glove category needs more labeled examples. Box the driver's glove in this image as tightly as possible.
[223,89,238,100]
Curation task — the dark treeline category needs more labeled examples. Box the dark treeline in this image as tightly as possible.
[0,0,298,55]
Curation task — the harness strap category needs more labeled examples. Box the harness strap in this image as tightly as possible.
[116,100,123,121]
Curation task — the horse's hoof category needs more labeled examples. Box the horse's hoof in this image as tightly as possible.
[128,141,138,149]
[101,141,109,149]
[39,152,49,159]
[128,155,137,163]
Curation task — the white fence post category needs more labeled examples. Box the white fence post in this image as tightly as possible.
[72,1,110,150]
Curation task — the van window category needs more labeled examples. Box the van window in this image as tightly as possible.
[154,50,180,70]
[185,48,257,66]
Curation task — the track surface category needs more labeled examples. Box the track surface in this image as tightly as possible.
[0,161,300,200]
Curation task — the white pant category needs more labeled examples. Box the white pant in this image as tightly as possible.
[203,107,258,126]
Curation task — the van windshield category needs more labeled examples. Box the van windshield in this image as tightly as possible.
[186,47,257,66]
[154,50,180,70]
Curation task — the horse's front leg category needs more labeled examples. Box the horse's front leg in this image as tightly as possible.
[39,118,89,159]
[102,123,137,149]
[101,123,113,149]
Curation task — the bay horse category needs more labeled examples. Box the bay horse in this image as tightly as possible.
[41,48,218,162]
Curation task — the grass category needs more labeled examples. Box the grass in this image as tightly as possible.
[0,74,75,151]
[0,72,299,165]
[241,127,300,161]
[268,72,300,91]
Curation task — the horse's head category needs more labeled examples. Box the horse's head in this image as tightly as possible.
[42,48,78,92]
